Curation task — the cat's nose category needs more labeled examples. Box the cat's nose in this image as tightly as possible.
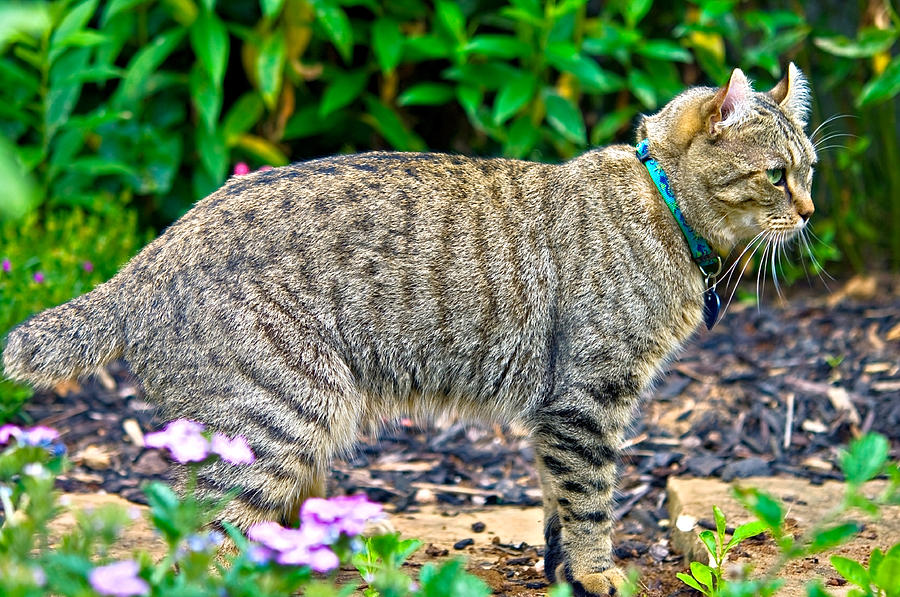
[796,195,814,222]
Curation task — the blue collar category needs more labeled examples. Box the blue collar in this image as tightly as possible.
[636,138,722,329]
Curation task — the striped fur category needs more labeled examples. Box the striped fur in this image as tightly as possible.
[3,65,816,596]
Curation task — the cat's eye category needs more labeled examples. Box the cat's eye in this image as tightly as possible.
[766,168,785,186]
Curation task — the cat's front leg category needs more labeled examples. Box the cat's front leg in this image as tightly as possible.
[530,389,633,596]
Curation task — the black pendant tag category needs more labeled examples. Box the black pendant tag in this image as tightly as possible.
[703,288,721,330]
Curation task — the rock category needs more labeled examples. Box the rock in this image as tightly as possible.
[132,451,169,476]
[720,458,771,481]
[472,521,486,533]
[684,455,725,477]
[454,538,474,550]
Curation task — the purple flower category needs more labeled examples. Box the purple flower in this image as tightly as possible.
[2,258,9,272]
[233,162,250,176]
[177,531,224,558]
[88,561,149,597]
[0,424,20,444]
[33,271,44,283]
[301,494,384,538]
[20,426,60,446]
[83,261,94,272]
[144,419,209,463]
[211,433,255,465]
[247,522,338,572]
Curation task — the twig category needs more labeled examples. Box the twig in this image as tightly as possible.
[783,393,794,450]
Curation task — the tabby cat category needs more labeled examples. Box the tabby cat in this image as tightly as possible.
[3,64,816,595]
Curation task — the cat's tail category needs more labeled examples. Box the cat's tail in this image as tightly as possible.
[3,280,125,390]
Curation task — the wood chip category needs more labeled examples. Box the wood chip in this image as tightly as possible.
[122,419,145,446]
[886,322,900,342]
[371,460,440,472]
[802,419,828,434]
[871,380,900,393]
[74,445,113,470]
[827,387,861,426]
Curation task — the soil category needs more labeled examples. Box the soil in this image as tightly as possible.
[14,274,900,595]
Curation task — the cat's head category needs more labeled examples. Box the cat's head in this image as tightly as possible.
[637,63,816,252]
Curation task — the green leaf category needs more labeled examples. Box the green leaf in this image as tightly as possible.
[805,580,832,597]
[690,561,714,589]
[102,0,147,26]
[435,0,465,45]
[196,121,227,183]
[503,116,539,159]
[830,555,869,588]
[814,28,897,59]
[627,68,657,108]
[397,82,454,106]
[256,31,286,109]
[223,93,264,143]
[725,520,768,551]
[115,27,186,107]
[841,433,890,483]
[189,65,222,131]
[547,43,623,93]
[260,0,285,19]
[363,95,426,151]
[189,11,229,85]
[874,555,900,593]
[311,0,353,62]
[493,71,537,124]
[372,18,403,73]
[808,523,861,553]
[50,0,99,56]
[320,70,368,116]
[46,48,90,137]
[621,0,652,28]
[699,530,718,561]
[282,104,341,139]
[235,134,288,166]
[590,107,635,144]
[464,35,531,59]
[713,505,727,544]
[404,34,455,61]
[858,56,900,107]
[637,40,692,62]
[677,572,709,595]
[736,488,784,531]
[544,92,585,144]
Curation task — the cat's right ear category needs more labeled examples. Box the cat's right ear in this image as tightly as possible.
[706,68,753,135]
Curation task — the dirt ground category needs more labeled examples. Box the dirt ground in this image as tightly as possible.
[18,274,900,595]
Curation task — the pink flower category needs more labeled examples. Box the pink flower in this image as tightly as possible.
[2,258,9,272]
[301,494,384,537]
[211,433,255,464]
[83,261,94,272]
[88,561,149,597]
[0,424,20,444]
[247,522,338,572]
[33,271,44,283]
[233,162,250,176]
[144,420,209,463]
[259,165,273,172]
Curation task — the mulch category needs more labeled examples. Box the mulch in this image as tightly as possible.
[15,274,900,596]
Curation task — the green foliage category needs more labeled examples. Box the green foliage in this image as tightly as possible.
[0,0,897,269]
[0,206,148,417]
[679,433,900,597]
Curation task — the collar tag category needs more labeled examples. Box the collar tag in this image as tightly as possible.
[636,139,722,329]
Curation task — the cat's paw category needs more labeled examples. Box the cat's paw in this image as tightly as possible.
[555,563,628,596]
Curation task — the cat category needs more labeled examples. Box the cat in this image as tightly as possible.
[3,63,816,595]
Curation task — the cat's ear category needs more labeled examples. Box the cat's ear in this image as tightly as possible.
[769,62,810,127]
[707,68,753,135]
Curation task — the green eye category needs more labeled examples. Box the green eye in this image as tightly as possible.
[766,168,785,185]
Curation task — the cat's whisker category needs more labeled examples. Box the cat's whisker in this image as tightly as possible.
[719,235,766,320]
[810,113,855,143]
[814,144,849,153]
[803,226,837,283]
[813,132,857,150]
[800,228,833,291]
[755,232,773,310]
[720,231,767,285]
[771,231,784,299]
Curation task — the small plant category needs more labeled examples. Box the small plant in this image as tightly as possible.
[0,418,517,597]
[678,432,900,597]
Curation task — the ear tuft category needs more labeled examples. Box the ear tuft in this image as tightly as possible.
[709,68,753,133]
[769,62,811,127]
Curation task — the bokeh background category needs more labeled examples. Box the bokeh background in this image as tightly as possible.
[1,0,898,416]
